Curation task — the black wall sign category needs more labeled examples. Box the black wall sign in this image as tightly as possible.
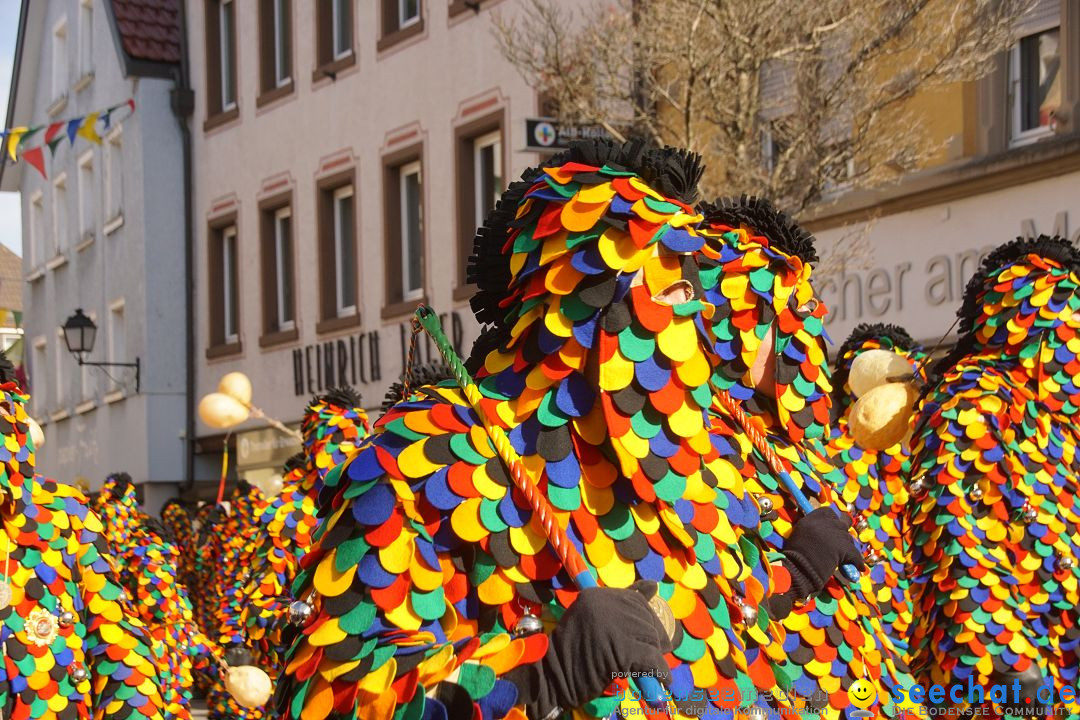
[524,117,613,152]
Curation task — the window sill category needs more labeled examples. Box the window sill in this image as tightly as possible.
[103,214,124,236]
[49,409,70,423]
[312,53,357,84]
[1009,127,1056,148]
[203,106,240,133]
[452,283,475,302]
[75,400,96,415]
[381,296,427,321]
[259,326,299,348]
[73,72,94,93]
[26,269,44,283]
[75,233,95,253]
[377,19,425,53]
[103,390,125,405]
[45,253,69,271]
[206,341,242,360]
[449,0,490,17]
[256,79,295,109]
[315,313,362,335]
[46,94,68,118]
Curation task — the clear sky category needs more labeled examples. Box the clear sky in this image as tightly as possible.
[0,1,22,257]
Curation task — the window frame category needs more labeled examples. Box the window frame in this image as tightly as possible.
[399,161,423,302]
[103,126,123,229]
[399,0,420,29]
[382,144,426,317]
[274,0,291,86]
[378,0,424,52]
[315,169,361,333]
[77,150,95,244]
[220,0,237,111]
[454,111,505,295]
[259,192,298,345]
[107,299,126,393]
[333,184,358,317]
[29,190,44,267]
[52,16,68,101]
[1008,25,1062,146]
[31,337,47,416]
[332,0,352,60]
[222,225,239,344]
[274,206,295,331]
[52,173,68,256]
[78,0,93,82]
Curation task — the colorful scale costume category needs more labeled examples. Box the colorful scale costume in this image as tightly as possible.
[0,380,165,720]
[824,324,923,657]
[276,140,797,719]
[92,476,213,720]
[240,389,370,671]
[159,502,194,586]
[908,237,1080,705]
[206,481,266,720]
[697,200,919,717]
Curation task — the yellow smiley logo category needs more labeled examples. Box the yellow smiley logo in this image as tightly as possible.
[847,678,877,709]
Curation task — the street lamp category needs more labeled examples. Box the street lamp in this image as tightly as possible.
[61,309,141,394]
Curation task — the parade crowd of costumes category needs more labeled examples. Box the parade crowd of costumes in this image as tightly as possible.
[11,137,1080,720]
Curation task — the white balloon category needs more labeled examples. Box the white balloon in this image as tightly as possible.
[218,372,253,405]
[850,382,918,451]
[198,392,250,429]
[225,665,273,709]
[27,417,44,450]
[848,349,914,399]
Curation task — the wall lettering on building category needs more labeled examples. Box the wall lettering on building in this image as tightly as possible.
[818,262,911,323]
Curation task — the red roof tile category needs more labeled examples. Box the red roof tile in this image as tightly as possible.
[110,0,181,65]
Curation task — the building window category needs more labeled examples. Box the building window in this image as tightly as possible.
[205,0,238,119]
[78,0,92,80]
[52,173,68,256]
[1010,26,1061,143]
[77,151,94,243]
[52,18,68,100]
[332,0,352,58]
[208,220,241,353]
[261,201,295,338]
[316,0,353,70]
[103,128,123,226]
[31,338,47,416]
[260,0,292,96]
[108,300,126,392]
[29,191,44,267]
[379,0,423,50]
[399,162,423,301]
[333,186,357,317]
[456,120,503,288]
[384,151,424,311]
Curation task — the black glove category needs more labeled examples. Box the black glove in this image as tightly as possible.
[506,581,672,719]
[781,508,865,600]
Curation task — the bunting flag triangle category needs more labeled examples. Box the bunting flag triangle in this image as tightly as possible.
[6,128,27,161]
[66,118,81,145]
[22,146,46,180]
[76,112,102,144]
[44,122,65,155]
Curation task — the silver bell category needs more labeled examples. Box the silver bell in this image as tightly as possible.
[864,550,881,566]
[908,478,926,495]
[757,497,773,514]
[740,602,758,626]
[512,613,544,638]
[58,611,77,628]
[70,665,88,683]
[854,516,869,533]
[288,600,314,627]
[968,486,984,502]
[1021,505,1038,524]
[1057,553,1074,571]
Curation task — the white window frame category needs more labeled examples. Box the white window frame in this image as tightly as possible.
[78,0,93,80]
[1008,22,1060,147]
[222,226,239,343]
[273,0,290,87]
[399,160,423,302]
[333,186,356,316]
[107,299,126,392]
[274,206,294,331]
[28,191,44,267]
[54,328,67,409]
[398,0,420,29]
[332,0,351,60]
[52,173,68,255]
[220,0,237,111]
[52,16,68,100]
[77,150,94,243]
[103,126,123,228]
[31,337,47,416]
[473,130,502,229]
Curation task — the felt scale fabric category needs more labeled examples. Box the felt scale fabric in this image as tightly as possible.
[697,201,921,718]
[159,501,194,586]
[92,476,214,720]
[908,237,1080,709]
[0,383,165,720]
[206,481,267,720]
[241,389,371,673]
[824,324,924,659]
[276,139,785,720]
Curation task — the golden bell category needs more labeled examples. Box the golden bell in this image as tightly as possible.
[198,392,250,429]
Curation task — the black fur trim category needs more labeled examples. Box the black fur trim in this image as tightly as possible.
[106,472,133,498]
[0,350,16,385]
[382,362,455,411]
[468,138,705,328]
[283,451,307,474]
[698,195,818,264]
[308,386,363,414]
